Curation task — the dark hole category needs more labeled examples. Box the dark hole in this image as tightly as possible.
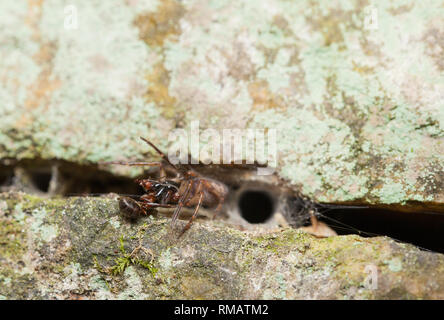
[0,173,11,186]
[60,168,144,197]
[318,207,444,254]
[238,190,275,223]
[30,172,52,192]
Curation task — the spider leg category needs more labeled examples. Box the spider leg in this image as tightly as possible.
[203,181,226,219]
[139,137,178,170]
[179,186,203,237]
[171,180,192,227]
[299,208,337,238]
[101,161,162,167]
[159,166,167,182]
[309,208,319,229]
[213,193,225,217]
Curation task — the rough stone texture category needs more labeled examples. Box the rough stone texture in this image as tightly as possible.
[1,0,443,300]
[0,192,443,300]
[0,0,443,209]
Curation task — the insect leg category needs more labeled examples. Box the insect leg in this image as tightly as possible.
[179,186,203,237]
[171,180,192,227]
[155,186,166,198]
[140,202,176,209]
[161,190,173,204]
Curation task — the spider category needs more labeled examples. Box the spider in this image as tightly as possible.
[105,137,229,235]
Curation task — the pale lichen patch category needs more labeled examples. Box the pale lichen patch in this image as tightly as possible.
[117,266,149,299]
[384,257,403,272]
[30,207,58,242]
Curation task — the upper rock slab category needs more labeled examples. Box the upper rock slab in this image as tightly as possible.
[0,1,443,207]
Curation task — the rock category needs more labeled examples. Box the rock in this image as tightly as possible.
[0,1,443,210]
[0,192,443,299]
[0,0,443,300]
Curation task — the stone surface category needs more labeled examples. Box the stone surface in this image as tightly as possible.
[0,192,443,300]
[0,0,443,209]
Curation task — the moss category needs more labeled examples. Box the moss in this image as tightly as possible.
[0,217,26,260]
[95,233,158,278]
[0,271,39,299]
[3,193,67,215]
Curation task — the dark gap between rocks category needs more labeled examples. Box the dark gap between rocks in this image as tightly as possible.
[0,159,443,253]
[318,206,444,253]
[0,159,144,196]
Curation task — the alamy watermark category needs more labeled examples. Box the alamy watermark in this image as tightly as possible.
[364,264,378,290]
[364,5,378,31]
[166,121,277,176]
[64,5,78,30]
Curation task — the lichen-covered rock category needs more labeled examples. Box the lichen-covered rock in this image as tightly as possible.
[0,192,443,299]
[0,1,443,209]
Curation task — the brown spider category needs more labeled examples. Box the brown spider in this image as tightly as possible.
[105,137,229,235]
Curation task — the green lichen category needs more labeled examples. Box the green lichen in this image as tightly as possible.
[108,216,121,229]
[385,257,403,272]
[117,266,149,300]
[88,275,113,299]
[30,207,58,242]
[12,203,26,224]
